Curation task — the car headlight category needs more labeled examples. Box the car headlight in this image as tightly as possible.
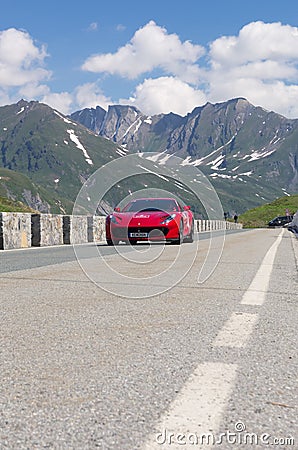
[160,213,176,225]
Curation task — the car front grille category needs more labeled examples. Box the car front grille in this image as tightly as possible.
[112,226,169,238]
[128,227,169,237]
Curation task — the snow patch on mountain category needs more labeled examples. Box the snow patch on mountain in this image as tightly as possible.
[207,154,225,170]
[67,129,93,165]
[210,173,231,179]
[116,147,128,157]
[137,164,169,182]
[181,133,238,167]
[144,116,152,125]
[119,118,143,140]
[54,110,76,125]
[248,148,276,162]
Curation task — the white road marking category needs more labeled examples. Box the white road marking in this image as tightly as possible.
[213,312,259,348]
[143,230,284,449]
[241,229,284,305]
[143,363,237,450]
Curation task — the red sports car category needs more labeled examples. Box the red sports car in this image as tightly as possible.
[106,197,194,245]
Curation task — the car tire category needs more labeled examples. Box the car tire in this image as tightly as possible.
[184,220,194,243]
[107,239,119,246]
[172,221,183,245]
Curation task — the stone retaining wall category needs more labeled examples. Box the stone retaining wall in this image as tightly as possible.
[93,216,106,242]
[32,214,64,247]
[0,213,242,250]
[197,220,242,232]
[0,212,32,250]
[70,215,88,245]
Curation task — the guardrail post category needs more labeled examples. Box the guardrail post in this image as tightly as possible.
[63,216,71,244]
[31,214,41,246]
[87,216,94,242]
[0,213,3,250]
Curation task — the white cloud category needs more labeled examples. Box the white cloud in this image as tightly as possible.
[116,24,126,32]
[123,77,206,116]
[210,21,298,67]
[41,92,73,115]
[74,83,112,111]
[82,20,205,83]
[1,21,298,120]
[209,77,298,118]
[38,83,112,115]
[19,82,50,99]
[207,21,298,118]
[87,22,98,32]
[79,20,298,118]
[0,88,11,105]
[0,28,50,87]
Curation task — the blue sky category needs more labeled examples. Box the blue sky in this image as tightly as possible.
[1,0,298,118]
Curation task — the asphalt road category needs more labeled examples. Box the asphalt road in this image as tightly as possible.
[0,229,297,449]
[0,229,244,274]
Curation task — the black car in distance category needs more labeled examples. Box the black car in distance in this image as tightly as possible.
[268,215,293,227]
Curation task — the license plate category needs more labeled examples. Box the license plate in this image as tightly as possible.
[129,232,148,237]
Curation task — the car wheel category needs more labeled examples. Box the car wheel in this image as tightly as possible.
[107,239,119,246]
[172,221,183,245]
[184,220,194,243]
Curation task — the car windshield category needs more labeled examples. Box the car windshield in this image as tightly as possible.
[123,199,179,212]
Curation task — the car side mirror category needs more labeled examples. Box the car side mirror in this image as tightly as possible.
[183,205,190,211]
[114,207,121,212]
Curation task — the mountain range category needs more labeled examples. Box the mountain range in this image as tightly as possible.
[0,97,297,216]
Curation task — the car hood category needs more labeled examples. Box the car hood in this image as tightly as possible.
[112,211,175,225]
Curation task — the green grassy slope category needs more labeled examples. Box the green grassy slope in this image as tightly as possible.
[0,195,37,213]
[0,167,61,212]
[0,100,128,214]
[238,194,298,228]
